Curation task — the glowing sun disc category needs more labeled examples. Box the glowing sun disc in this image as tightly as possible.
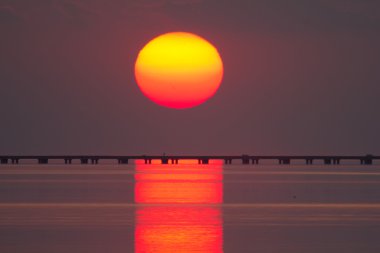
[135,32,224,109]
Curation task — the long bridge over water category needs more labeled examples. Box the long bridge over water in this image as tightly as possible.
[0,155,378,165]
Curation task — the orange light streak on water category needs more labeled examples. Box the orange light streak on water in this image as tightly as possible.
[134,162,223,252]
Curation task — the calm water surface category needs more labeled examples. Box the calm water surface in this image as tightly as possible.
[0,162,380,252]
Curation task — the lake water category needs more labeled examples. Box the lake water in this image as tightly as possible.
[1,161,380,252]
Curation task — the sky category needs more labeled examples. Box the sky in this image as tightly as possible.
[0,0,379,155]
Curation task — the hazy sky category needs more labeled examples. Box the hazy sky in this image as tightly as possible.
[1,0,379,155]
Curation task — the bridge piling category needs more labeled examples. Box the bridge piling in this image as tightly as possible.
[306,159,313,165]
[252,159,259,164]
[279,158,290,165]
[38,158,48,164]
[361,158,373,165]
[118,158,128,164]
[242,155,250,164]
[224,159,232,164]
[198,158,209,164]
[333,158,340,165]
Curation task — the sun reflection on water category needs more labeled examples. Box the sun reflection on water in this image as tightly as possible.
[134,160,223,252]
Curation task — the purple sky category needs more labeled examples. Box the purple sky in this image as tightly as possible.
[0,0,379,155]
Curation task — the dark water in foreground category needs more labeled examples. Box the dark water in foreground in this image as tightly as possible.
[1,162,380,252]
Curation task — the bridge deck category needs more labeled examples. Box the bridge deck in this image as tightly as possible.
[0,155,378,165]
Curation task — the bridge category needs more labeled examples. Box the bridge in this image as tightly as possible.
[0,155,378,165]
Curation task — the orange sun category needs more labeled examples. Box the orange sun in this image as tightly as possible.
[135,32,223,109]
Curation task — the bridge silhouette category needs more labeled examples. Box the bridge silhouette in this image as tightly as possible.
[0,155,378,165]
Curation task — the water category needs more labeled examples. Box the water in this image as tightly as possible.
[1,161,380,252]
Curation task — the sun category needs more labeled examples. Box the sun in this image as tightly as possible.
[135,32,223,109]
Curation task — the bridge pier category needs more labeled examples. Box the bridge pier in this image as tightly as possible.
[144,159,152,164]
[242,155,250,165]
[64,158,72,164]
[361,155,373,165]
[91,159,98,164]
[1,158,8,164]
[306,159,313,165]
[333,158,340,165]
[118,158,128,164]
[198,159,209,164]
[324,159,332,165]
[38,158,48,164]
[279,158,290,165]
[361,158,373,165]
[224,159,232,164]
[252,159,259,164]
[11,158,19,164]
[81,158,89,164]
